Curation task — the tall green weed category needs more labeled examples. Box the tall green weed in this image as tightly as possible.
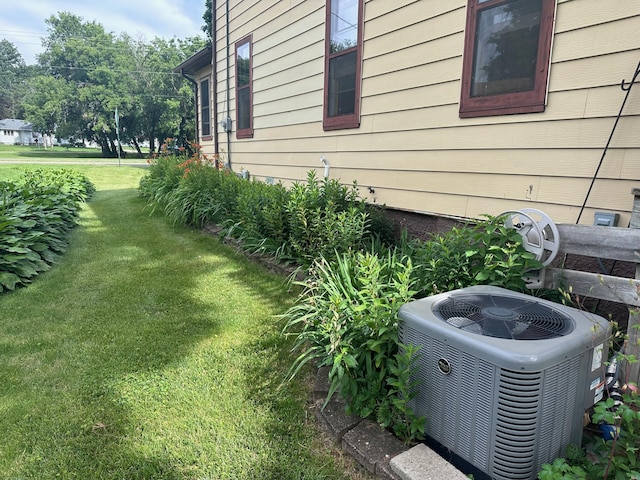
[282,250,425,442]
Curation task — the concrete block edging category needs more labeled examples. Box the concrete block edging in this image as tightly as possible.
[313,367,469,480]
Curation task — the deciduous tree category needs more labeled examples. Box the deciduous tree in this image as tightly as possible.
[21,12,204,157]
[0,40,26,118]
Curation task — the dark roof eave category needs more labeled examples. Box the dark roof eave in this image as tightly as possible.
[173,46,213,75]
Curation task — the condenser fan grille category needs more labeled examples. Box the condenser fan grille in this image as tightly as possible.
[433,293,574,340]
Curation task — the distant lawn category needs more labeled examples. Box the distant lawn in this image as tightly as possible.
[0,144,147,164]
[0,164,367,480]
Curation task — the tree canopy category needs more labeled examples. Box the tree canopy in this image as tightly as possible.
[203,0,213,42]
[16,11,206,157]
[0,39,26,118]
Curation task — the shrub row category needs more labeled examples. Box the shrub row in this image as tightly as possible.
[138,147,394,265]
[0,169,94,293]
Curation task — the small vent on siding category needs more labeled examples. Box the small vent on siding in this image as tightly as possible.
[492,369,542,480]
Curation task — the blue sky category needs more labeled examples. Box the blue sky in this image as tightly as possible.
[1,0,207,65]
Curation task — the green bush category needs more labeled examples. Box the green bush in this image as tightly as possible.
[140,147,233,228]
[406,215,543,298]
[282,249,425,442]
[235,180,292,259]
[139,153,394,265]
[138,155,182,212]
[285,171,370,264]
[0,169,94,293]
[166,164,229,228]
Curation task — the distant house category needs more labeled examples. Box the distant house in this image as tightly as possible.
[0,119,33,146]
[177,1,640,227]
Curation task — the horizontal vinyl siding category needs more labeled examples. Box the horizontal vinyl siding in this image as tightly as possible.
[215,0,323,132]
[211,0,640,225]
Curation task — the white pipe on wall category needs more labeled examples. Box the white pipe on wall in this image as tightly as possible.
[321,156,330,179]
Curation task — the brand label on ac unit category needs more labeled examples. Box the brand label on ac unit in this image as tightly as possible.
[437,358,451,375]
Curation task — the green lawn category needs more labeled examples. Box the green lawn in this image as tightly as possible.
[0,144,147,164]
[0,165,366,480]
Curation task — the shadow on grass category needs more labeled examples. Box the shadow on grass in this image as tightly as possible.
[0,186,328,479]
[0,145,147,161]
[0,145,104,158]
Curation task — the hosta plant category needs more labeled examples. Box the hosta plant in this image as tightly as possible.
[0,169,94,293]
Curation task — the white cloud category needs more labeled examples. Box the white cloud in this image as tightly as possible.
[0,0,205,64]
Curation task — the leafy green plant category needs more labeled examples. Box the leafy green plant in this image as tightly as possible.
[408,215,543,298]
[381,343,426,441]
[538,456,587,479]
[138,153,183,211]
[283,249,424,442]
[236,180,293,260]
[286,171,369,264]
[588,394,640,479]
[140,160,387,266]
[0,169,94,293]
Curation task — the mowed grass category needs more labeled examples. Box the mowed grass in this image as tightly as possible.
[0,144,146,164]
[0,165,364,480]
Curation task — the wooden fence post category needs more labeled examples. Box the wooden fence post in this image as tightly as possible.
[628,188,640,386]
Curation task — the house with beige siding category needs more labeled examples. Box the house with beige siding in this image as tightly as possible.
[176,0,640,227]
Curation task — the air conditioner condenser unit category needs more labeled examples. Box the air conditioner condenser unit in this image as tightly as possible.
[398,285,610,480]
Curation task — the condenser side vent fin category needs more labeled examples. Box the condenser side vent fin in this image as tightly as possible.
[492,369,541,480]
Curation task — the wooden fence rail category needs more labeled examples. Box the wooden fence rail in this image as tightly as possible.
[540,223,640,386]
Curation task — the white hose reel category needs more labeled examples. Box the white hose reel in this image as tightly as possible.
[500,208,560,288]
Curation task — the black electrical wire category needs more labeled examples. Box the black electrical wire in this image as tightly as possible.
[562,60,640,274]
[575,59,640,226]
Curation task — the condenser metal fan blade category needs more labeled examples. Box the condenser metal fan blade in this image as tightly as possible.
[445,316,483,334]
[434,292,574,340]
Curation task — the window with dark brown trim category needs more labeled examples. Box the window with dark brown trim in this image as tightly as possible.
[323,0,363,131]
[200,77,211,137]
[459,0,555,118]
[235,35,253,139]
